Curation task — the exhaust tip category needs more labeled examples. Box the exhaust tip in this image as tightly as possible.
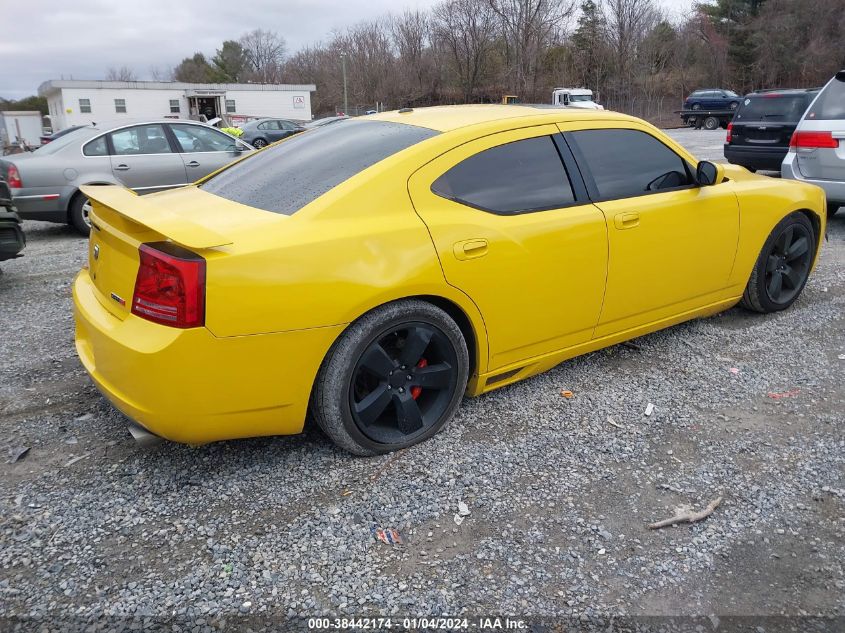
[127,421,163,447]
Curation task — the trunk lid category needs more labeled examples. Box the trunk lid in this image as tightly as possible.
[82,185,283,321]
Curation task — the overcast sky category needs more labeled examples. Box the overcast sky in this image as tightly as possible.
[1,0,696,100]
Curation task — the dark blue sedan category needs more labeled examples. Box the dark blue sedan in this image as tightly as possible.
[683,89,740,111]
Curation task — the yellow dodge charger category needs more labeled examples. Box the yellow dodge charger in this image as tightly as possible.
[73,105,826,455]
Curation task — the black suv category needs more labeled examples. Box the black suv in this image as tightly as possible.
[0,179,26,264]
[724,89,818,171]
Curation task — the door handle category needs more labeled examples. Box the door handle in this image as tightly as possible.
[453,238,488,260]
[614,212,640,229]
[186,160,200,167]
[114,164,130,171]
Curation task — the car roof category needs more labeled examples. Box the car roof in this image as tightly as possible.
[745,88,819,97]
[367,104,633,132]
[77,118,217,132]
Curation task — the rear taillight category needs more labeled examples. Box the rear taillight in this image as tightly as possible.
[7,164,22,188]
[726,122,733,143]
[789,130,838,149]
[131,243,205,328]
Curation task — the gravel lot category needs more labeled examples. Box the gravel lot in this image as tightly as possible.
[1,129,843,630]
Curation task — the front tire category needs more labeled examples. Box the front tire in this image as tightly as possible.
[740,213,815,313]
[69,194,92,236]
[311,300,469,456]
[252,138,268,149]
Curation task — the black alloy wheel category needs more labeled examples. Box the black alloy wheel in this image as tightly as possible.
[349,322,459,444]
[311,299,469,455]
[763,223,812,305]
[741,212,815,313]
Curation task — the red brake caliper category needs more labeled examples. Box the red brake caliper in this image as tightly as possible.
[411,358,427,400]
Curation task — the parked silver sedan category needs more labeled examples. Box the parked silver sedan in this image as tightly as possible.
[0,120,253,235]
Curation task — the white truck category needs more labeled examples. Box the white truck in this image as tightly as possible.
[0,111,43,150]
[552,88,603,110]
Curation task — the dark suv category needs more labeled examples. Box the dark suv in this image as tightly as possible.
[683,89,740,111]
[0,179,26,264]
[724,89,819,171]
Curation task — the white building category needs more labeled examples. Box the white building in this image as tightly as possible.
[38,80,316,131]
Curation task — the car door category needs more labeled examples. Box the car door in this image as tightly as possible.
[108,124,187,191]
[561,123,740,339]
[408,125,608,371]
[169,123,249,182]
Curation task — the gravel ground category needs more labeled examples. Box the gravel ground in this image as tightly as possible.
[1,129,843,631]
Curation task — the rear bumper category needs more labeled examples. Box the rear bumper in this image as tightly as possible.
[12,186,70,222]
[73,269,344,444]
[0,213,26,261]
[724,144,787,171]
[782,152,845,205]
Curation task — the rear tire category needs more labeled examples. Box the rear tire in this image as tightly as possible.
[69,194,91,237]
[311,300,469,456]
[740,212,815,313]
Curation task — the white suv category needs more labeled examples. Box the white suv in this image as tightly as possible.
[782,70,845,217]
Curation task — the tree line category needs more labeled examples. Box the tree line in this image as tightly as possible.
[196,0,844,122]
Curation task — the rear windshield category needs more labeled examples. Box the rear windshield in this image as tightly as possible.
[735,94,813,122]
[806,75,845,120]
[201,120,437,214]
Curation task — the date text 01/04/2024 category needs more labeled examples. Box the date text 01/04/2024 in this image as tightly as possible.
[307,617,528,630]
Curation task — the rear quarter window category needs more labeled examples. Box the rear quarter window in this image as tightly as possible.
[201,120,437,215]
[806,76,845,120]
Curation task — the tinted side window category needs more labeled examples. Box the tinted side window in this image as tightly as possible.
[83,136,108,157]
[110,125,171,155]
[431,136,575,214]
[570,129,692,200]
[807,76,845,120]
[171,124,237,152]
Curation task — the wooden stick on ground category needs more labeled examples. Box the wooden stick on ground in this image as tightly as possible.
[648,497,723,530]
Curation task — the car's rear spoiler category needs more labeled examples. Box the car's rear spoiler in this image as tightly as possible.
[80,185,232,249]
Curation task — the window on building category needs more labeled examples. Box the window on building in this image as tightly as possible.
[225,99,236,113]
[169,99,181,113]
[114,99,127,114]
[432,136,576,214]
[79,98,91,113]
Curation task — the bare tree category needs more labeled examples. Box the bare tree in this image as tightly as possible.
[488,0,576,99]
[105,66,137,81]
[391,10,439,105]
[149,65,174,81]
[432,0,499,102]
[239,29,287,83]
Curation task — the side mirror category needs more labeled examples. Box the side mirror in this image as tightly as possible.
[696,160,723,186]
